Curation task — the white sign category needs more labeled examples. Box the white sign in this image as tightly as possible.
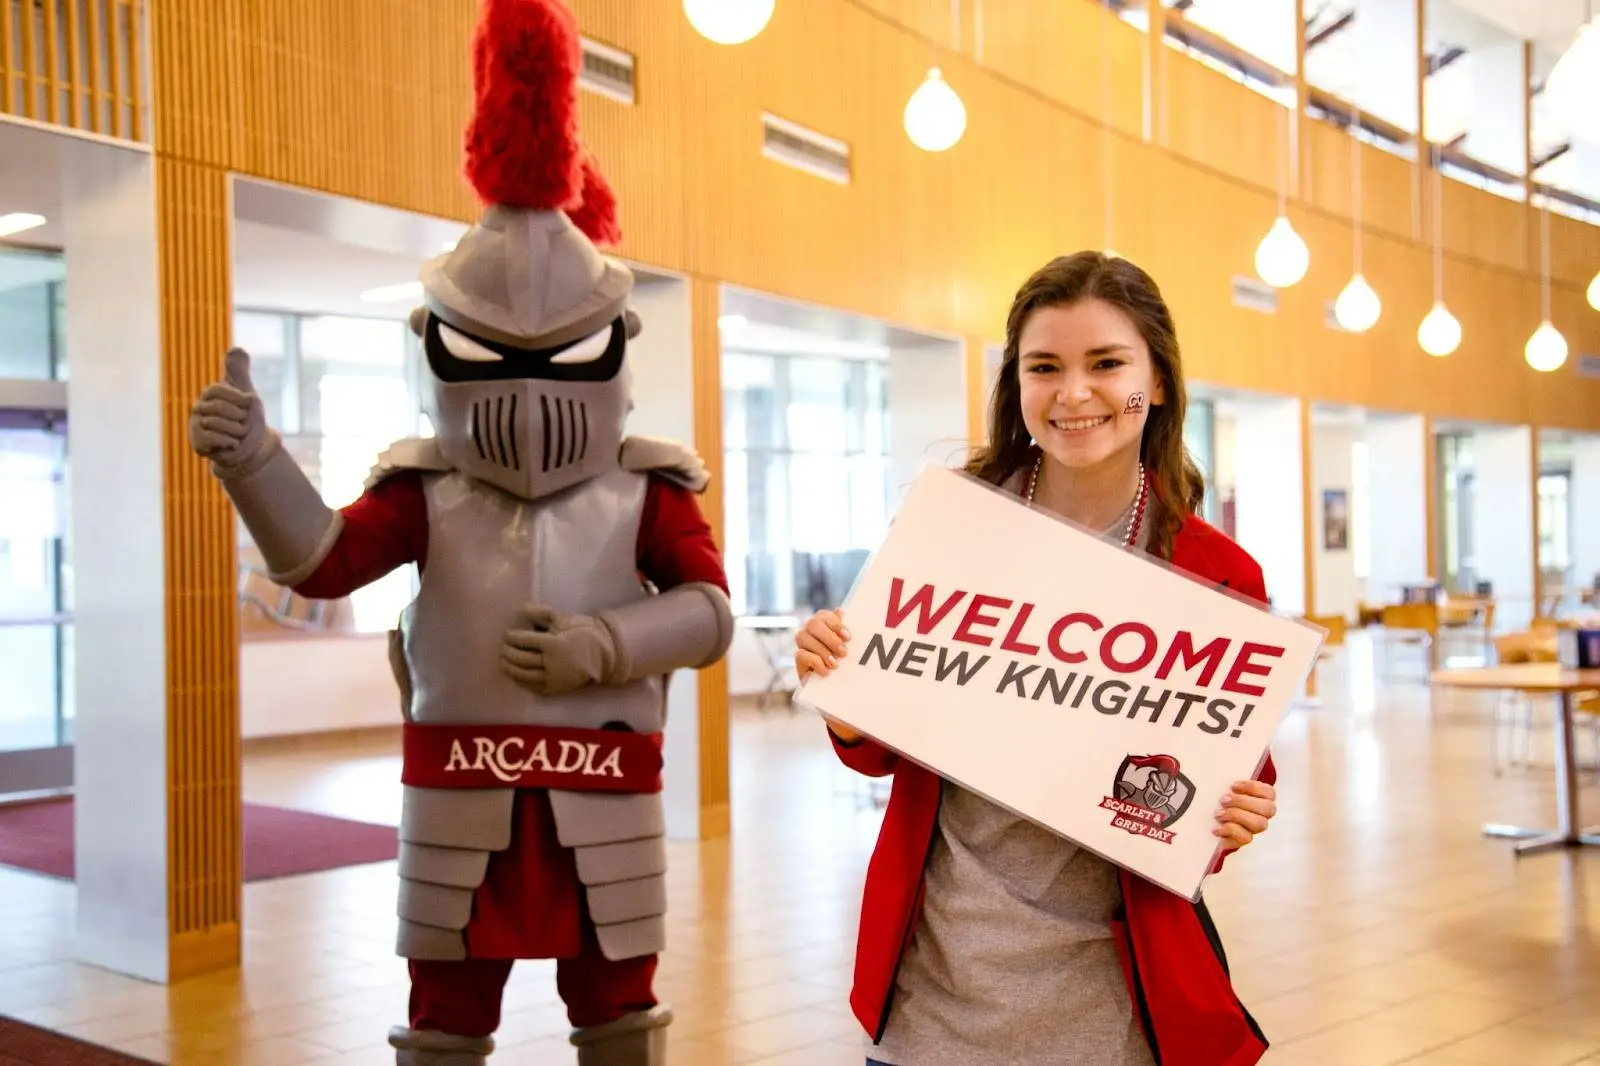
[795,464,1325,900]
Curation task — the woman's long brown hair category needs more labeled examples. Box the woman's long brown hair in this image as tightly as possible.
[965,251,1206,560]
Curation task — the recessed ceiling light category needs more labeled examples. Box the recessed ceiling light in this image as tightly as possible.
[361,281,424,303]
[0,213,47,238]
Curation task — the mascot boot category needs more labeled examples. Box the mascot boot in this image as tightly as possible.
[570,1005,672,1066]
[388,1026,494,1066]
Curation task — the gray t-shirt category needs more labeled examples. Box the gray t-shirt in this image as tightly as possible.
[864,784,1156,1066]
[867,477,1157,1065]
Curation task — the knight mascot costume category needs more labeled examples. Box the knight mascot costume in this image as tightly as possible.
[187,1,733,1062]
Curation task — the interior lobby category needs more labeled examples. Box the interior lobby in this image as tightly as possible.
[2,0,1599,1064]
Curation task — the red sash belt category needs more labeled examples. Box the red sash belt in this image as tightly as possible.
[401,722,664,793]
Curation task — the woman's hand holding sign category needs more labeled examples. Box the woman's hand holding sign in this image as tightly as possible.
[795,609,863,743]
[1214,779,1276,852]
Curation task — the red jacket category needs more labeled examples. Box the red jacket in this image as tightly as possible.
[831,512,1275,1066]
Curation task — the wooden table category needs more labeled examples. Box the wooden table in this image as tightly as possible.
[1430,662,1600,856]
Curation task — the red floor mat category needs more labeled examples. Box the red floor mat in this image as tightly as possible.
[0,798,398,882]
[0,1017,160,1065]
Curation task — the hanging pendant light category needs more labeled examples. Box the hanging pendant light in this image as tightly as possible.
[1526,321,1569,372]
[683,0,774,45]
[904,67,966,152]
[1256,217,1310,288]
[1417,145,1460,356]
[1335,108,1379,332]
[1418,302,1462,357]
[1335,274,1382,333]
[1526,198,1568,372]
[1255,106,1309,287]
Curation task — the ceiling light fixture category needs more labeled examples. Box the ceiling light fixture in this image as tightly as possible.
[1544,5,1599,143]
[360,281,424,304]
[0,212,47,238]
[683,0,774,45]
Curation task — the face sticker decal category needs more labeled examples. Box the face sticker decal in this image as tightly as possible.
[1124,391,1147,414]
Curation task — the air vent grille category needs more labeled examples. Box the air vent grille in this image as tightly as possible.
[760,113,851,185]
[580,37,635,105]
[1230,275,1278,315]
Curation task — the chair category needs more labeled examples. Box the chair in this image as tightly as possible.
[1489,620,1597,777]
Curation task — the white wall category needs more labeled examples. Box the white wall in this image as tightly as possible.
[1364,413,1430,603]
[1310,420,1362,619]
[888,341,968,506]
[723,338,968,699]
[1227,397,1306,614]
[1470,424,1535,632]
[587,272,704,840]
[63,140,173,983]
[1566,434,1600,600]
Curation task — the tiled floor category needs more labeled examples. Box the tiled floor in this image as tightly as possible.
[1,632,1598,1065]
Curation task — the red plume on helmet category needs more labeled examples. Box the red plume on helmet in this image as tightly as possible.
[1127,754,1181,779]
[461,0,622,246]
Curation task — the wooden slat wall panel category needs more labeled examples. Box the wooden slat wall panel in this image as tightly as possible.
[0,0,144,140]
[690,275,729,838]
[154,157,241,968]
[129,0,1599,433]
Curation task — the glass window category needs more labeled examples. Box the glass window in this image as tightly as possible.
[297,314,409,437]
[0,247,64,381]
[233,311,291,430]
[1537,472,1570,573]
[722,347,892,616]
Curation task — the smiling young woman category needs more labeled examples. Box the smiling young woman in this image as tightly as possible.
[796,251,1281,1066]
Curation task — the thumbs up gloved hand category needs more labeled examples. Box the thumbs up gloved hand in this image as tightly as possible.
[189,347,275,478]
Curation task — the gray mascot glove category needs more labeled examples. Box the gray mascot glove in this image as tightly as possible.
[501,604,621,697]
[189,347,275,477]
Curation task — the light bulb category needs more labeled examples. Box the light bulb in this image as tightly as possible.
[1524,320,1568,373]
[1334,273,1381,333]
[683,0,774,45]
[1417,302,1460,357]
[0,212,46,238]
[1587,269,1599,312]
[904,68,966,153]
[1544,16,1600,143]
[1254,216,1309,288]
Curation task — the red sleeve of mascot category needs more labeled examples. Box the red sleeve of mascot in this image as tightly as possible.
[636,475,729,595]
[291,471,430,600]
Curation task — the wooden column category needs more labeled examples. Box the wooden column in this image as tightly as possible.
[156,158,243,980]
[1530,427,1544,621]
[1522,40,1535,270]
[1413,0,1427,239]
[965,336,989,444]
[1423,415,1438,581]
[1292,0,1307,198]
[1299,398,1318,697]
[1143,0,1166,145]
[690,274,731,840]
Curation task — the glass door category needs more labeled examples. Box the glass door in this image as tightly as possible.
[0,411,72,798]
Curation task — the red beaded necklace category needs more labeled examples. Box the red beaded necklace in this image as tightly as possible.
[1023,452,1150,549]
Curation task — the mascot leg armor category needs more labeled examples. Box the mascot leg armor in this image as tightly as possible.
[388,1027,495,1066]
[571,1005,673,1066]
[187,2,733,1064]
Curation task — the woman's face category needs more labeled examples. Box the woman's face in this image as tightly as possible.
[1016,298,1163,472]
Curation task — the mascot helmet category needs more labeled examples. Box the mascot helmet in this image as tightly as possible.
[411,0,636,502]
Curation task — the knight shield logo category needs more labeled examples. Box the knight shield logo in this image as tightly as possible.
[1098,754,1196,845]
